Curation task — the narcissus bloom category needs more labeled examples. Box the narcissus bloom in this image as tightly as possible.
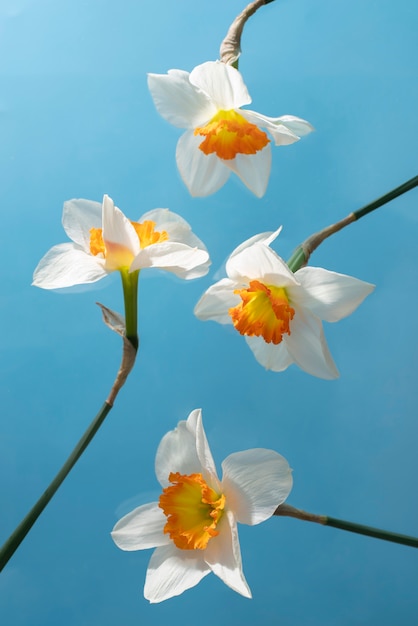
[148,61,313,197]
[194,229,375,379]
[32,195,210,289]
[111,409,292,602]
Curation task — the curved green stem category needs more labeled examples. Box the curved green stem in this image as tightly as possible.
[275,504,418,549]
[120,268,139,350]
[0,270,140,572]
[287,175,418,272]
[0,402,112,572]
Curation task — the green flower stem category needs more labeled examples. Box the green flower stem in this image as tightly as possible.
[0,270,141,572]
[275,503,418,548]
[287,175,418,272]
[120,268,139,350]
[0,401,112,572]
[325,516,418,548]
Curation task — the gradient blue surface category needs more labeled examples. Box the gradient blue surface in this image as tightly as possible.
[1,1,417,624]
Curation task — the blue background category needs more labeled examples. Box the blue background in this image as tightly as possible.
[1,0,417,624]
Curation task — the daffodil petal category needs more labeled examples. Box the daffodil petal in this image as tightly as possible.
[155,415,202,488]
[147,69,215,128]
[138,208,207,250]
[134,208,210,274]
[229,227,283,259]
[242,110,314,145]
[221,449,293,525]
[176,130,231,197]
[293,267,375,322]
[62,198,102,250]
[275,114,315,137]
[189,60,252,110]
[144,544,210,603]
[102,195,140,271]
[111,502,169,551]
[245,335,293,372]
[189,406,220,488]
[227,146,271,198]
[32,243,108,289]
[286,307,339,379]
[138,209,196,244]
[194,278,240,324]
[155,409,219,489]
[130,241,209,278]
[204,510,251,598]
[227,242,299,286]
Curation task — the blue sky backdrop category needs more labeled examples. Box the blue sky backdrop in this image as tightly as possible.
[1,0,417,624]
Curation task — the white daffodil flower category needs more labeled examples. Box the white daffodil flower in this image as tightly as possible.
[148,61,313,198]
[32,195,210,289]
[111,409,292,603]
[194,229,375,379]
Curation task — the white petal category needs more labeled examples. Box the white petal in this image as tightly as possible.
[227,145,271,197]
[293,267,375,322]
[242,110,314,145]
[155,412,202,488]
[155,408,220,489]
[111,502,169,551]
[245,335,293,372]
[194,278,240,324]
[138,208,200,247]
[135,208,210,271]
[188,408,220,488]
[62,198,102,250]
[130,241,210,279]
[286,307,339,379]
[221,449,293,525]
[189,61,252,110]
[204,510,251,598]
[102,195,140,271]
[139,207,188,228]
[227,242,299,286]
[229,226,283,259]
[147,69,215,128]
[32,243,108,289]
[275,114,315,137]
[144,544,210,603]
[176,131,230,197]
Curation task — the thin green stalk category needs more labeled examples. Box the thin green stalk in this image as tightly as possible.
[120,268,139,350]
[325,516,418,548]
[287,175,418,272]
[0,402,112,572]
[275,504,418,549]
[354,175,418,220]
[1,271,140,572]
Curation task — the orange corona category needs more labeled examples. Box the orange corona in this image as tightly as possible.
[194,109,269,160]
[159,472,225,551]
[229,280,295,344]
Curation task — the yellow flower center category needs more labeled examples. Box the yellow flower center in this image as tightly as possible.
[89,220,168,257]
[229,280,295,344]
[159,472,225,551]
[194,109,269,160]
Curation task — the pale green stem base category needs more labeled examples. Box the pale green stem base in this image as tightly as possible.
[120,268,139,350]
